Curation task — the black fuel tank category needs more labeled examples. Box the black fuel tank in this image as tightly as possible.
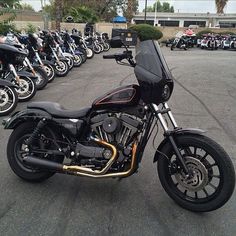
[92,84,141,109]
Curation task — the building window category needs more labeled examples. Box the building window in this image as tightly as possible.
[219,22,236,28]
[158,20,179,27]
[135,20,154,25]
[184,21,206,27]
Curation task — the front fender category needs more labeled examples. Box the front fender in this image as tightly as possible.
[17,71,37,80]
[0,79,18,88]
[153,128,205,162]
[3,109,51,129]
[62,52,73,58]
[42,60,55,66]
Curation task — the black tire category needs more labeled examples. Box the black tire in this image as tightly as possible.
[44,64,55,83]
[93,44,101,54]
[73,54,83,67]
[0,86,18,116]
[157,134,235,212]
[86,48,94,59]
[103,43,110,52]
[16,76,37,102]
[55,60,69,77]
[171,45,174,51]
[66,56,74,70]
[7,122,64,182]
[33,66,48,90]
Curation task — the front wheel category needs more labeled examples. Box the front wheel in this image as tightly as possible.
[33,66,48,90]
[157,134,235,212]
[15,76,37,102]
[0,85,18,116]
[86,48,94,59]
[44,64,55,83]
[55,60,69,77]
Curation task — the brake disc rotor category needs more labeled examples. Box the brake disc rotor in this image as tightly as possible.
[175,156,209,191]
[0,89,9,107]
[16,79,30,95]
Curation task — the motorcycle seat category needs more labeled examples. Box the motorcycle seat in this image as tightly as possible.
[27,102,91,118]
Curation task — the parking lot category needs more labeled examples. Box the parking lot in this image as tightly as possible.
[0,47,235,236]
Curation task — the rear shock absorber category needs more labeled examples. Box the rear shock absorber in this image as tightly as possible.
[26,118,47,146]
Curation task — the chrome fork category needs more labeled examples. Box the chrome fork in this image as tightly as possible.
[151,103,190,175]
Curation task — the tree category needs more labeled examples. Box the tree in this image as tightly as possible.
[69,6,98,23]
[143,1,174,13]
[43,0,138,22]
[20,3,35,11]
[0,0,21,8]
[215,0,228,14]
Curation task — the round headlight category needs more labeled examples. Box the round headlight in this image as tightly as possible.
[162,84,171,101]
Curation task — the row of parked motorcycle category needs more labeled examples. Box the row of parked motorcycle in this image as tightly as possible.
[167,34,236,51]
[0,30,110,116]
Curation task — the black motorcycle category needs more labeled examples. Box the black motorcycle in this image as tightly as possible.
[3,38,235,212]
[0,43,37,103]
[171,36,188,50]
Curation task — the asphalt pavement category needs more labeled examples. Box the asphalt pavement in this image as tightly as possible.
[0,47,235,236]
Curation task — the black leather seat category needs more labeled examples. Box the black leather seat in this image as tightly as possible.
[28,102,91,118]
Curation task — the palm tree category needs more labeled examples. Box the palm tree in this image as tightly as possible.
[215,0,228,14]
[0,0,21,9]
[55,0,62,31]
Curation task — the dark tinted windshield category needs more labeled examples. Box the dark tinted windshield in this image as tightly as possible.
[135,40,173,81]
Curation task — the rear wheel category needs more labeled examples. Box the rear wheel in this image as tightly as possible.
[7,122,64,182]
[157,134,235,212]
[0,86,18,116]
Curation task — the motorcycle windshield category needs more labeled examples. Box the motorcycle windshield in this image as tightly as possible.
[134,40,174,104]
[135,40,173,82]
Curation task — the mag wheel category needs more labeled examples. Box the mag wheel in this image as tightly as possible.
[103,43,110,52]
[44,64,55,82]
[33,66,48,90]
[55,60,69,77]
[7,122,64,182]
[16,77,36,102]
[0,85,18,116]
[73,55,82,67]
[157,134,235,212]
[86,48,94,59]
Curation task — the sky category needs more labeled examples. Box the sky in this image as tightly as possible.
[22,0,236,13]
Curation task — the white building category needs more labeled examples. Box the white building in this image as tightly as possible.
[133,12,236,28]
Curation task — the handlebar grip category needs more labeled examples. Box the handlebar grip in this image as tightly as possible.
[103,54,116,59]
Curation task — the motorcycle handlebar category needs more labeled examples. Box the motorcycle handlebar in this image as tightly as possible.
[103,54,116,59]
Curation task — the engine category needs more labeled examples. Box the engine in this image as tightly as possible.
[77,112,143,171]
[91,113,142,146]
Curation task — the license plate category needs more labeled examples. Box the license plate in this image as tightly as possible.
[126,37,132,42]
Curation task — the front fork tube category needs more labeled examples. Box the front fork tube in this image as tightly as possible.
[152,103,190,175]
[24,58,36,76]
[9,64,20,84]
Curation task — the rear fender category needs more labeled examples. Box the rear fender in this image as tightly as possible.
[153,128,205,162]
[3,109,51,129]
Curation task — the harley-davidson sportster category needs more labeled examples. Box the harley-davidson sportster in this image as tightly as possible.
[3,39,235,212]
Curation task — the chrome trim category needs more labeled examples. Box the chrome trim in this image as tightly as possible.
[163,103,178,128]
[152,104,169,132]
